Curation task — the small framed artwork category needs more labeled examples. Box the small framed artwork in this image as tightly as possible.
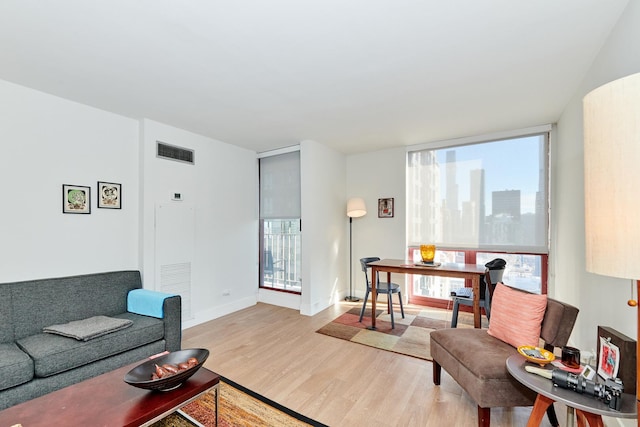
[62,184,91,214]
[378,198,394,218]
[597,335,620,380]
[97,181,122,209]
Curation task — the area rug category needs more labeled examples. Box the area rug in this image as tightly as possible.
[152,377,327,427]
[316,305,483,360]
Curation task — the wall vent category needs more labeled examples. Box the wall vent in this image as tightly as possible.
[157,141,194,165]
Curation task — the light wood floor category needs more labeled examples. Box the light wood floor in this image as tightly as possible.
[182,301,565,426]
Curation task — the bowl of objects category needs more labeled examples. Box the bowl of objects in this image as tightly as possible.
[124,348,209,391]
[517,345,555,366]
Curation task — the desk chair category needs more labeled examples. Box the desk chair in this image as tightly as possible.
[450,258,506,328]
[358,257,405,328]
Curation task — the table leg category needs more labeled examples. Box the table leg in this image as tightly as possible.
[575,410,603,427]
[472,274,481,328]
[370,266,378,330]
[216,383,219,427]
[527,394,554,427]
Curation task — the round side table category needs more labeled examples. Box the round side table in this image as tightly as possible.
[506,355,636,426]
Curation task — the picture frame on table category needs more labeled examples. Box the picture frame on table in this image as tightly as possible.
[62,184,91,214]
[97,181,122,209]
[597,335,620,380]
[378,198,394,218]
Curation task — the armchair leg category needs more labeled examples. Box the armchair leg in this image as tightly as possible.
[477,406,490,427]
[433,361,441,385]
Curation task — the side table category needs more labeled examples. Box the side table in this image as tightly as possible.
[506,355,636,426]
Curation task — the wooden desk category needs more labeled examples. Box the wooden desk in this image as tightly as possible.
[367,259,487,329]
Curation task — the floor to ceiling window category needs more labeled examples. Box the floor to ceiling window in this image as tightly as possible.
[259,150,302,293]
[406,128,550,307]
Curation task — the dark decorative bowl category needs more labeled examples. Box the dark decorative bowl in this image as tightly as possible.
[124,348,209,391]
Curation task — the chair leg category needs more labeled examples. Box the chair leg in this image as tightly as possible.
[451,299,460,328]
[358,290,370,322]
[477,406,490,427]
[388,292,395,329]
[432,361,441,385]
[484,300,491,321]
[398,291,405,318]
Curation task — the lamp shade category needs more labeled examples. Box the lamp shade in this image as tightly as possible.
[583,72,640,279]
[347,197,367,218]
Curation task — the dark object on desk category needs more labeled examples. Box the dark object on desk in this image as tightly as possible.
[450,258,506,328]
[596,326,636,395]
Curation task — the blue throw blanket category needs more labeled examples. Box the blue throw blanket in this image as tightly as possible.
[127,289,176,318]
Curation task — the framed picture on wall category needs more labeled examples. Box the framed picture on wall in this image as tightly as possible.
[378,198,394,218]
[97,181,122,209]
[62,184,91,214]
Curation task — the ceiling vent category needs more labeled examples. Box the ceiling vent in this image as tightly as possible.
[157,141,194,165]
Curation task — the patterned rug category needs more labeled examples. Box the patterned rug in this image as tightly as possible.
[153,377,326,427]
[316,305,484,360]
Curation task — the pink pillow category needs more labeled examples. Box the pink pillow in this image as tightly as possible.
[487,283,547,348]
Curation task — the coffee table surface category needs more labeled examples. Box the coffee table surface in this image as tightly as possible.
[0,358,220,427]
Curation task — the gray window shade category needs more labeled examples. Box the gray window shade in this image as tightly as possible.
[406,133,549,254]
[260,151,301,219]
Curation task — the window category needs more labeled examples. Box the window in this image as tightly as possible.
[259,150,302,293]
[406,130,549,303]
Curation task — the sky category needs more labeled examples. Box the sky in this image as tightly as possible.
[435,135,545,215]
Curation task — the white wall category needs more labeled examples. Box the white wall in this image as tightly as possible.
[346,147,408,297]
[140,120,258,328]
[0,80,139,282]
[0,81,260,331]
[553,0,640,375]
[300,139,347,315]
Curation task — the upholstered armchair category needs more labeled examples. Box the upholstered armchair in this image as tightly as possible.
[431,285,579,427]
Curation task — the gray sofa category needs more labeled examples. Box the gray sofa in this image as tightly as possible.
[0,270,181,410]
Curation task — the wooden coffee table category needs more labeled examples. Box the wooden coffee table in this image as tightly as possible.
[0,359,220,427]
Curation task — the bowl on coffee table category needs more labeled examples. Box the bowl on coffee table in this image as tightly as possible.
[124,348,209,391]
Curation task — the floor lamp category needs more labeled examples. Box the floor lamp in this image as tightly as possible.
[583,72,640,415]
[346,197,367,302]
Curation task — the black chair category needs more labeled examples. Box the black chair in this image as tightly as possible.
[358,257,405,328]
[450,258,506,328]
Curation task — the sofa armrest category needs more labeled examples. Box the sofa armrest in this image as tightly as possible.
[162,295,182,352]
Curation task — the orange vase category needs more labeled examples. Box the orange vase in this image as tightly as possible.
[420,244,436,263]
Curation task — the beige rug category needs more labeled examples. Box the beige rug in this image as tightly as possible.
[316,304,485,360]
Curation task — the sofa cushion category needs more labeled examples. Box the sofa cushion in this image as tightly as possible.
[487,283,547,348]
[16,312,164,378]
[0,343,33,391]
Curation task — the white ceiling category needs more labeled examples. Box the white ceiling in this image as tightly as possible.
[0,1,629,154]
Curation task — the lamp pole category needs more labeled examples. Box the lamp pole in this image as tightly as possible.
[346,197,366,301]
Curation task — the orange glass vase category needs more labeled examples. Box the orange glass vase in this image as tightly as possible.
[420,244,436,263]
